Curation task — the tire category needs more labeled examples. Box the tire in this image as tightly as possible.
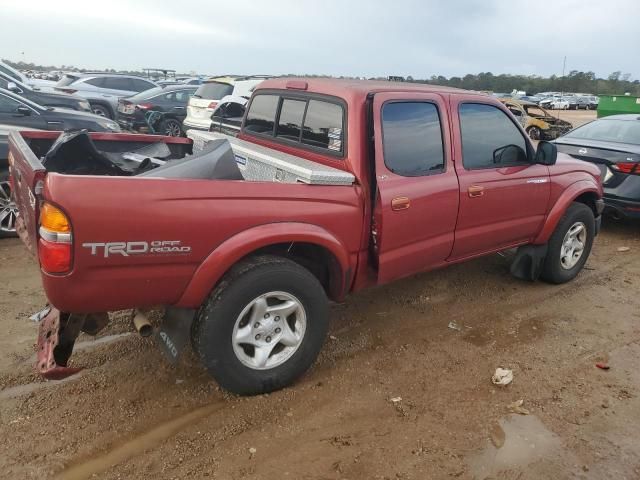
[192,255,329,395]
[540,202,595,284]
[526,126,542,141]
[159,118,182,137]
[90,103,113,119]
[0,170,18,238]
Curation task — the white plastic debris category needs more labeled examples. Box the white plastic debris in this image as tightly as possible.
[492,368,514,386]
[29,306,51,323]
[617,246,631,252]
[448,321,462,331]
[390,397,402,403]
[249,447,257,455]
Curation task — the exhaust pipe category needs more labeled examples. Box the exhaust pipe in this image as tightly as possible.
[133,311,153,337]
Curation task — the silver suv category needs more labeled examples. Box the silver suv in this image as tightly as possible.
[55,73,158,119]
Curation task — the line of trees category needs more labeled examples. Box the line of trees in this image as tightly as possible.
[404,71,639,96]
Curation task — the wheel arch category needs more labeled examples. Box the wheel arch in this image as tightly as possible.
[533,180,600,244]
[88,100,114,118]
[176,223,353,308]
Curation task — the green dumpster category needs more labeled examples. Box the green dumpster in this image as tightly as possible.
[597,95,640,118]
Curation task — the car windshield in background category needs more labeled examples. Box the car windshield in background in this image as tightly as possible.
[193,82,233,99]
[565,119,640,145]
[57,74,80,87]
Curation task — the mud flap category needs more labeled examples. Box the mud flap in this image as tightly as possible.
[510,244,548,281]
[154,307,195,364]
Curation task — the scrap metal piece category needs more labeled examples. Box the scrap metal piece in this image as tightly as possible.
[36,309,84,380]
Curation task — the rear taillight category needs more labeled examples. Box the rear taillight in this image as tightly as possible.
[38,202,72,274]
[136,102,153,110]
[612,162,639,175]
[207,101,219,109]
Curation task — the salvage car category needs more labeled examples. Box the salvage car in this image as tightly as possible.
[55,73,158,119]
[554,114,640,219]
[9,78,603,395]
[116,84,197,136]
[0,71,92,112]
[500,98,573,140]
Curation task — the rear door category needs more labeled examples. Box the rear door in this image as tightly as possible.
[372,92,460,283]
[448,96,550,259]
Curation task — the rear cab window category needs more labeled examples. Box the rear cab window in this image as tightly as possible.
[194,82,234,100]
[243,92,345,156]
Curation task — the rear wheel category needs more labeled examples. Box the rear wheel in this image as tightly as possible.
[540,202,595,284]
[90,103,113,119]
[0,171,18,238]
[192,255,329,395]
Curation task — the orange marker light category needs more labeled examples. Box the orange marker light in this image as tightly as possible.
[40,203,71,233]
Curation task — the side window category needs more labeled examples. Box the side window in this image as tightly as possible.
[459,103,528,169]
[244,94,279,134]
[382,102,445,176]
[85,77,106,88]
[302,100,343,152]
[174,90,193,102]
[103,77,134,91]
[131,79,154,92]
[276,99,305,141]
[0,94,22,113]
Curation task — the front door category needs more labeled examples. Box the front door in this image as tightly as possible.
[372,92,460,284]
[448,96,550,260]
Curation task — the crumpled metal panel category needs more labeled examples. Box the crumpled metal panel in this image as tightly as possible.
[36,308,83,380]
[187,130,355,186]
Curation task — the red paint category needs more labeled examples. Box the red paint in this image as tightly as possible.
[9,78,602,316]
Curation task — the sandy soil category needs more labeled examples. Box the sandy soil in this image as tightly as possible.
[1,214,640,480]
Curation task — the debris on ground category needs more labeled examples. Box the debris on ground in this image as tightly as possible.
[29,306,51,323]
[489,423,506,448]
[389,396,402,403]
[596,362,610,370]
[448,321,462,331]
[617,246,631,252]
[329,335,338,340]
[248,447,257,455]
[492,368,513,386]
[507,399,530,415]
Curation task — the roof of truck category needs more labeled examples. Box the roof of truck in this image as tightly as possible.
[256,77,484,99]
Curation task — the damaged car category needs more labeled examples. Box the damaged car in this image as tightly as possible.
[500,98,573,140]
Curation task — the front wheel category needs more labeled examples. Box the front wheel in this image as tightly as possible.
[540,202,595,284]
[159,118,182,137]
[527,126,542,141]
[192,255,329,395]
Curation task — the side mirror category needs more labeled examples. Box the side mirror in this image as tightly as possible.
[7,81,22,94]
[493,144,528,165]
[14,106,31,116]
[535,141,557,166]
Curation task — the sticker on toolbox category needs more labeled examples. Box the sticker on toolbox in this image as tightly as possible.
[234,154,247,165]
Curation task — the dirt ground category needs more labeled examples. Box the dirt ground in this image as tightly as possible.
[3,110,640,480]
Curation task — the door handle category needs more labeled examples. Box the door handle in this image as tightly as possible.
[468,185,485,198]
[391,196,410,211]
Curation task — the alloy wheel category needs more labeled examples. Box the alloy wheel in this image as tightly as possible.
[560,221,587,270]
[0,180,18,234]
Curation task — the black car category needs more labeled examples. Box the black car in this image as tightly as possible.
[554,114,640,220]
[116,85,197,136]
[0,72,92,113]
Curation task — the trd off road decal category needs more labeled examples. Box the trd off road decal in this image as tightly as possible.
[82,240,191,257]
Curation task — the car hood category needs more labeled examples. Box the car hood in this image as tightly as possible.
[554,137,640,155]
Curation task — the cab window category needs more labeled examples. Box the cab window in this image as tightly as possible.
[459,103,528,169]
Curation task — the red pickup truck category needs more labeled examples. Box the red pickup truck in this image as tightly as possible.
[9,78,603,395]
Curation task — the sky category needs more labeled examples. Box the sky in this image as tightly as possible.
[2,0,639,79]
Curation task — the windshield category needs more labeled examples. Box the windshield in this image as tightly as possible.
[193,81,233,99]
[565,119,640,145]
[0,63,23,82]
[56,74,80,87]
